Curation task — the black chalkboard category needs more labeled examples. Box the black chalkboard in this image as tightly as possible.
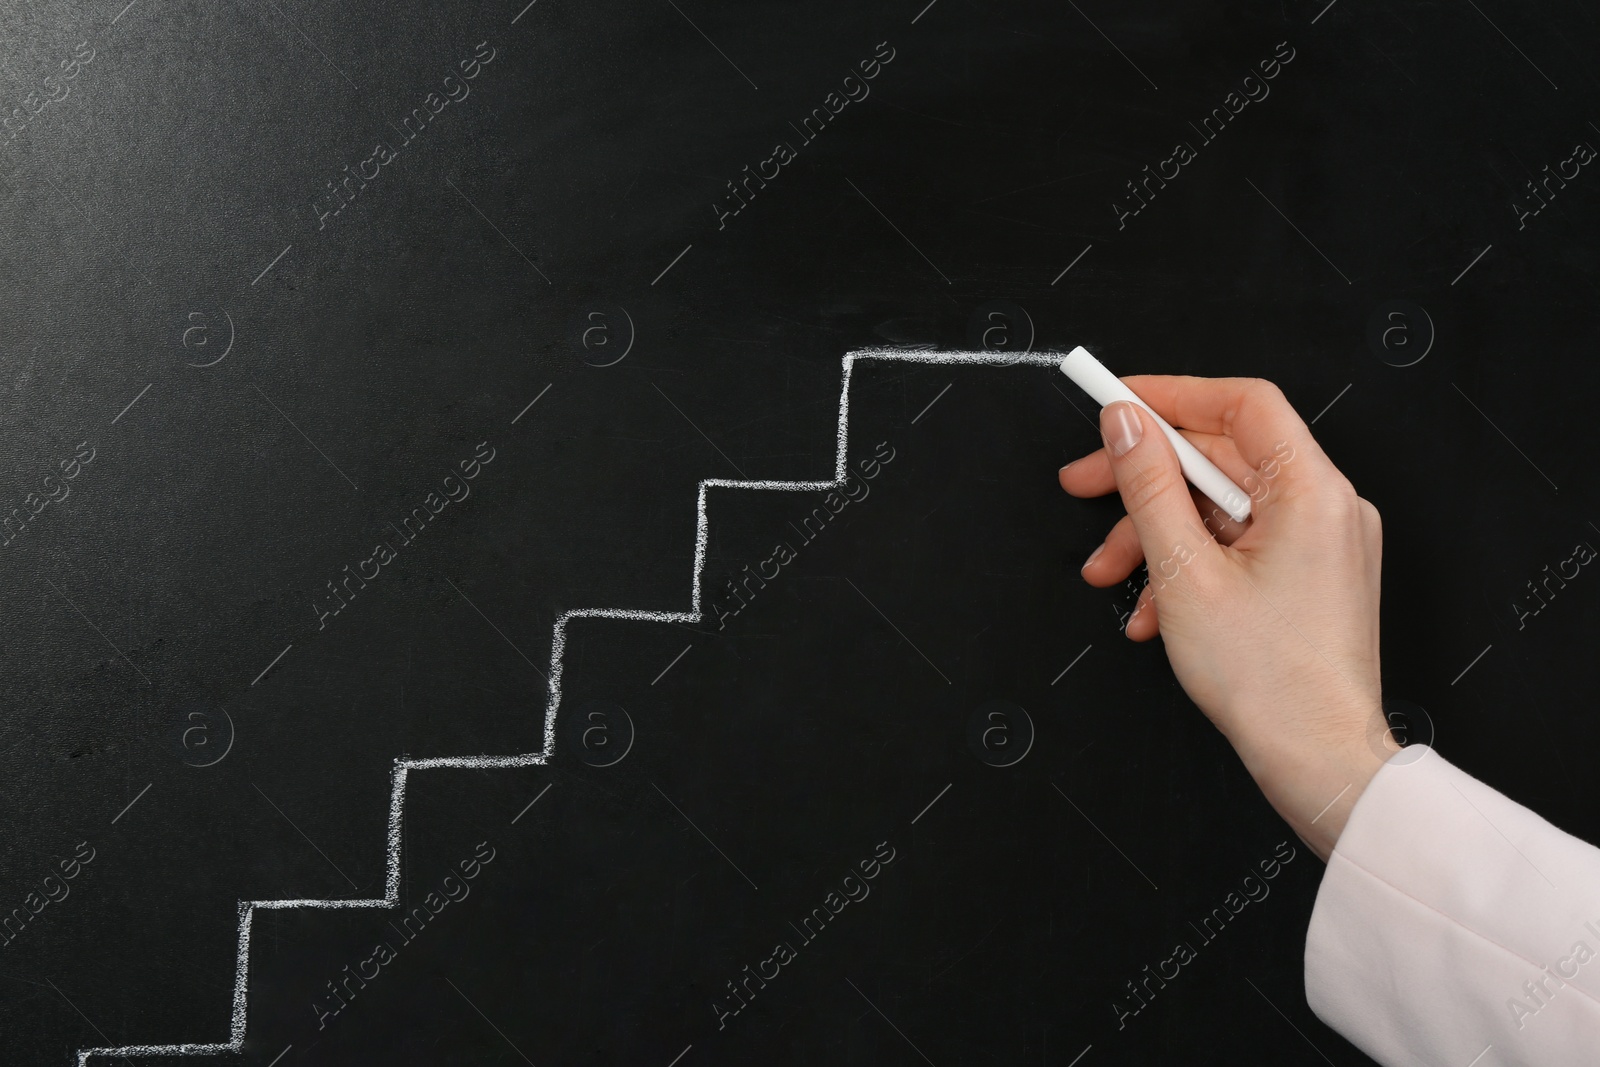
[3,0,1598,1064]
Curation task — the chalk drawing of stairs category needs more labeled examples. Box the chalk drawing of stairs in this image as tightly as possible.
[76,347,1067,1063]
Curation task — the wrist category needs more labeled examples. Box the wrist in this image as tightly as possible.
[1232,709,1395,862]
[1289,741,1390,862]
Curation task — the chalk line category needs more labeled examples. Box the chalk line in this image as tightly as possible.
[75,347,1066,1063]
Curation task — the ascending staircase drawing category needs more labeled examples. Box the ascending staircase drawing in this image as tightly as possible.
[77,347,1066,1064]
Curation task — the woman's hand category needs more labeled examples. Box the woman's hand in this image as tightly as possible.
[1058,377,1396,860]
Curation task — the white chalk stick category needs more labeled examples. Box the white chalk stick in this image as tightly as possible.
[1059,345,1252,524]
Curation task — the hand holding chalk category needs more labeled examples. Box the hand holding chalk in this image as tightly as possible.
[1060,346,1253,523]
[1056,367,1392,861]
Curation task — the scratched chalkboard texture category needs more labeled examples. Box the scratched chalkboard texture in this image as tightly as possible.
[2,0,1597,1064]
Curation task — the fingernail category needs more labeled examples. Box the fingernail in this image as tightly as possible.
[1081,542,1105,572]
[1103,402,1143,457]
[1059,461,1077,475]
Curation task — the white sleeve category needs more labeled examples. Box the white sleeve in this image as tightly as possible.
[1304,744,1600,1066]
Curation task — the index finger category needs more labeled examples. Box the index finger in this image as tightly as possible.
[1116,374,1341,492]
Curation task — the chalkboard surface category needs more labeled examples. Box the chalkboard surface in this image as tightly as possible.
[3,0,1598,1063]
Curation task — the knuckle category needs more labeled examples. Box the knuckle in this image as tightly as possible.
[1241,378,1290,419]
[1357,495,1383,544]
[1160,562,1226,620]
[1119,455,1183,512]
[1226,378,1291,437]
[1247,377,1288,404]
[1313,476,1359,515]
[1278,476,1363,532]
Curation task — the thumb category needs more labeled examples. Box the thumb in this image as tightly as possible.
[1100,401,1210,586]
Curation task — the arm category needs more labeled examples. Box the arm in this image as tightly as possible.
[1058,377,1392,860]
[1057,376,1600,1062]
[1307,744,1600,1066]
